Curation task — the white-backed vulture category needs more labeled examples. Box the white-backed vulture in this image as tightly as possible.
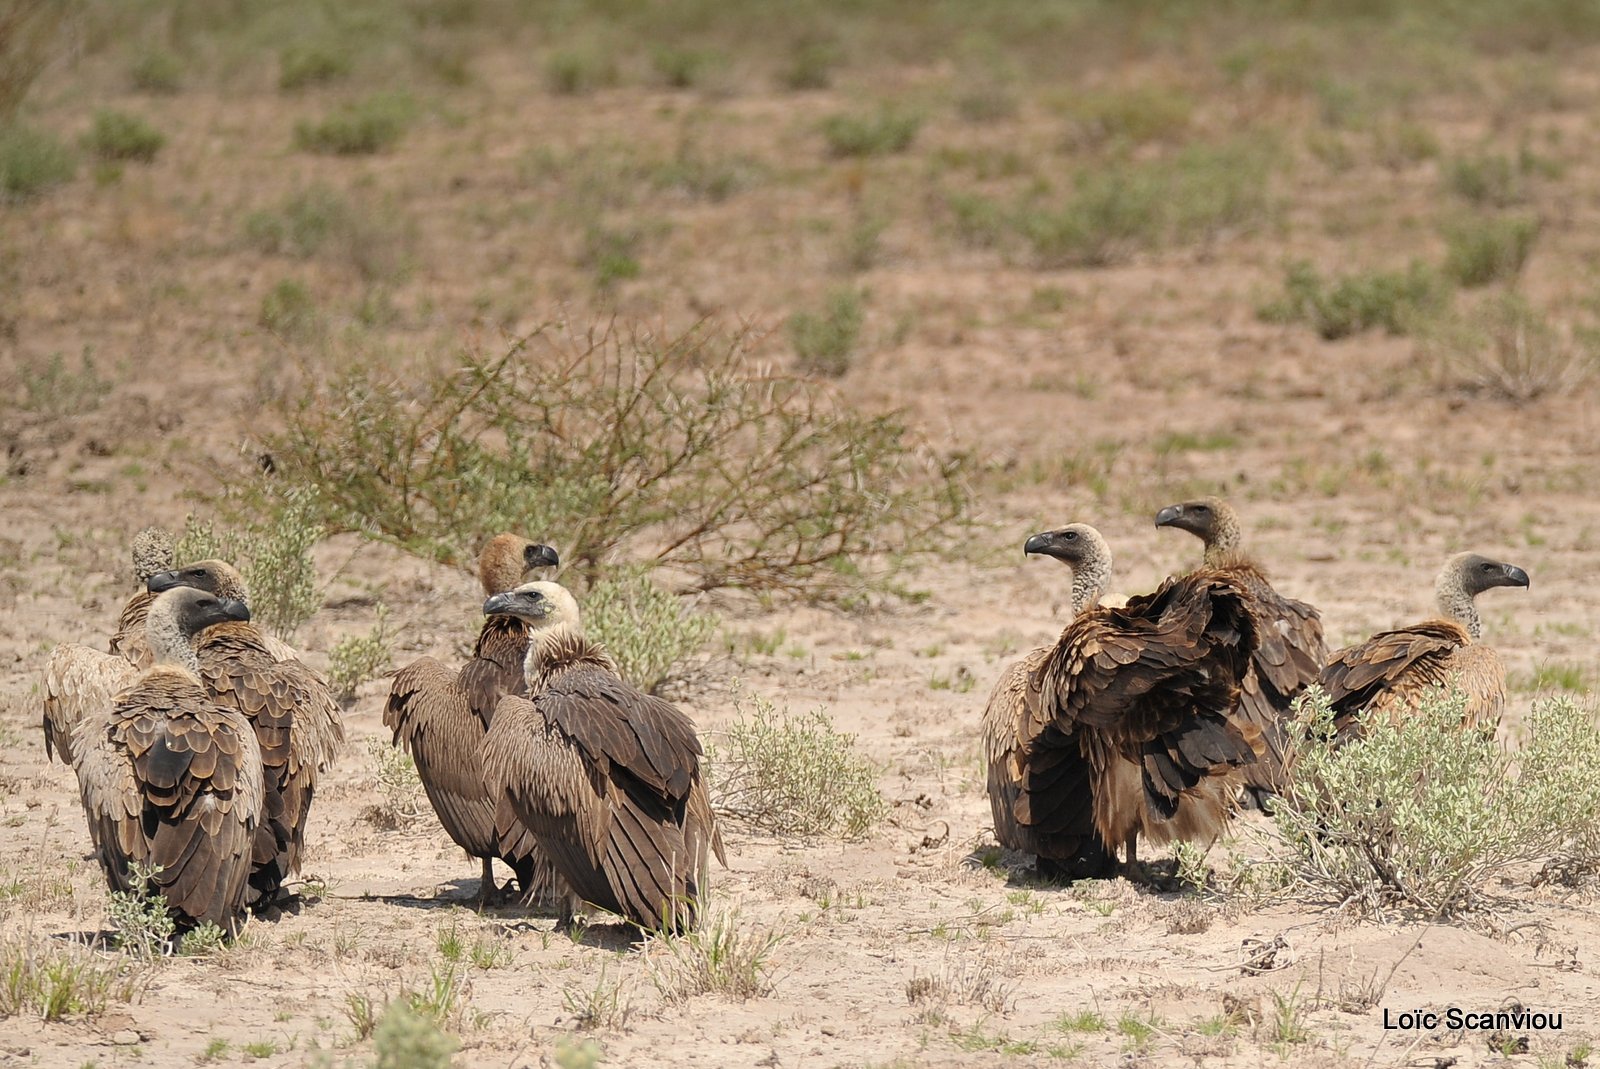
[1155,497,1327,798]
[76,587,264,936]
[984,524,1260,879]
[43,645,139,767]
[384,534,564,906]
[108,526,177,669]
[1319,553,1529,741]
[479,581,724,931]
[146,560,343,915]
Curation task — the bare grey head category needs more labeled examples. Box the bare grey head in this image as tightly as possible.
[1154,497,1241,564]
[1435,552,1529,640]
[1023,523,1113,616]
[144,586,251,673]
[146,559,251,603]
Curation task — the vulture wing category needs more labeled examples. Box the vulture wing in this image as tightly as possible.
[1234,571,1326,792]
[43,643,138,766]
[385,657,498,857]
[1318,620,1477,739]
[108,591,156,669]
[458,616,530,726]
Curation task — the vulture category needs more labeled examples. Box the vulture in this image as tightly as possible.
[146,560,344,915]
[1318,552,1529,741]
[1155,497,1327,799]
[479,581,724,931]
[75,587,264,936]
[44,643,138,767]
[384,534,564,906]
[983,524,1262,879]
[108,526,177,669]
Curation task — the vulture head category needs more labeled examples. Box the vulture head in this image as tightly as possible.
[478,534,561,596]
[146,559,251,602]
[482,580,582,632]
[1023,523,1112,616]
[1154,497,1240,558]
[130,526,175,583]
[146,586,251,669]
[1435,552,1529,639]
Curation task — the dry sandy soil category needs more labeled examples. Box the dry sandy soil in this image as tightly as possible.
[3,6,1600,1067]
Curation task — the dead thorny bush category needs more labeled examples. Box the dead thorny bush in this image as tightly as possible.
[236,321,968,601]
[1270,686,1600,918]
[1421,292,1598,403]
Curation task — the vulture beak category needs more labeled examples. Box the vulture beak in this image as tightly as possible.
[523,543,560,570]
[1503,564,1530,589]
[146,569,181,594]
[1154,505,1183,529]
[218,598,251,623]
[193,596,251,630]
[1023,530,1078,561]
[483,590,545,620]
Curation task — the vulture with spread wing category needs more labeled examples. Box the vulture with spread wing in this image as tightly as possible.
[480,581,723,931]
[384,534,563,905]
[984,524,1261,878]
[1319,552,1528,741]
[146,560,343,915]
[1155,498,1326,799]
[76,587,264,936]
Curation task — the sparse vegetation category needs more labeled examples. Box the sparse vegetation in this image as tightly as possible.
[562,960,632,1030]
[646,910,783,1003]
[1423,292,1596,402]
[327,606,393,702]
[0,932,141,1021]
[820,108,921,158]
[584,569,717,694]
[13,349,111,417]
[545,44,619,95]
[84,110,165,163]
[172,499,323,640]
[367,737,426,829]
[1441,214,1540,287]
[788,288,865,377]
[1444,152,1526,207]
[0,122,73,197]
[279,41,352,90]
[295,93,413,155]
[1260,260,1448,340]
[129,50,183,93]
[245,184,412,284]
[709,688,884,838]
[259,278,319,340]
[106,861,176,958]
[372,999,459,1069]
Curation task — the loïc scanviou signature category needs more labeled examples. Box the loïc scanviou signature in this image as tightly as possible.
[1382,1006,1563,1031]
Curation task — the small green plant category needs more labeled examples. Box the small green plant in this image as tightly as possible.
[242,1039,277,1059]
[294,93,412,155]
[0,932,141,1020]
[553,1036,604,1069]
[129,50,183,93]
[1441,214,1540,287]
[1260,260,1447,340]
[651,46,719,89]
[199,1038,230,1062]
[178,922,226,957]
[779,37,840,90]
[172,499,323,639]
[327,606,392,702]
[84,110,164,163]
[1063,85,1192,150]
[367,738,425,829]
[1423,292,1595,402]
[1118,1012,1157,1049]
[821,108,921,158]
[0,123,74,197]
[15,349,111,417]
[545,44,618,95]
[279,41,352,90]
[788,288,864,377]
[709,688,885,838]
[581,222,643,290]
[646,910,783,1003]
[259,278,318,339]
[1444,152,1524,207]
[245,185,411,284]
[106,861,175,959]
[562,959,631,1030]
[584,570,717,694]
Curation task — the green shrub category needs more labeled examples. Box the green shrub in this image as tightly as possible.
[1260,260,1448,340]
[0,933,141,1020]
[259,278,318,339]
[0,123,74,197]
[1441,214,1540,287]
[175,495,324,639]
[106,861,176,958]
[294,93,412,155]
[709,689,884,838]
[15,349,111,417]
[327,606,392,702]
[646,909,783,1002]
[651,46,719,89]
[279,41,352,90]
[1063,85,1192,150]
[779,37,840,91]
[821,109,921,158]
[581,222,643,289]
[545,45,618,95]
[129,50,183,93]
[584,571,716,694]
[1422,292,1596,403]
[1272,688,1600,917]
[372,999,458,1069]
[244,185,411,283]
[84,110,165,163]
[1443,152,1524,207]
[241,321,967,601]
[788,288,865,377]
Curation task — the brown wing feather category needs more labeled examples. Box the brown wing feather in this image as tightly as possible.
[108,591,156,669]
[43,644,139,766]
[460,617,530,725]
[1318,620,1471,740]
[386,658,499,858]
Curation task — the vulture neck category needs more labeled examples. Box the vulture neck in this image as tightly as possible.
[1435,577,1482,641]
[146,616,203,676]
[1070,555,1111,617]
[1202,518,1242,567]
[523,622,607,688]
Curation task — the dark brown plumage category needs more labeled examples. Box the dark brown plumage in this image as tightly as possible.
[76,587,264,936]
[480,582,723,931]
[1318,552,1528,741]
[384,534,562,905]
[146,560,343,914]
[1156,498,1327,797]
[985,524,1261,879]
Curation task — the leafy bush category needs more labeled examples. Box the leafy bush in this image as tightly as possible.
[1272,687,1600,917]
[327,606,392,702]
[106,861,176,958]
[1422,292,1596,402]
[646,909,783,1003]
[652,46,720,89]
[1260,260,1448,340]
[1441,214,1540,287]
[14,349,111,417]
[175,495,324,639]
[178,922,227,957]
[787,288,864,377]
[129,50,183,93]
[279,41,352,90]
[366,737,425,829]
[1063,85,1192,150]
[372,999,459,1069]
[84,110,165,163]
[780,37,841,91]
[241,321,967,600]
[0,123,73,197]
[584,571,716,694]
[709,688,884,838]
[821,109,921,158]
[294,93,412,155]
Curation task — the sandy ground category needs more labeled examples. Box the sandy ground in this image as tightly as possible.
[4,13,1600,1068]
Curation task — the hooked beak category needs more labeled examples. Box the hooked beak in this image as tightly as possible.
[218,598,251,622]
[1154,505,1183,528]
[524,543,560,570]
[146,569,181,594]
[1504,564,1530,589]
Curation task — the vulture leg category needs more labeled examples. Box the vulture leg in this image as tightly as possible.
[1034,838,1116,883]
[476,857,496,910]
[1123,833,1138,871]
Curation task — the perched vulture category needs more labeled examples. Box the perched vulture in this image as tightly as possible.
[108,526,177,669]
[984,524,1261,878]
[1155,497,1326,799]
[146,560,343,915]
[1319,552,1529,741]
[75,587,264,936]
[384,534,563,905]
[480,581,724,931]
